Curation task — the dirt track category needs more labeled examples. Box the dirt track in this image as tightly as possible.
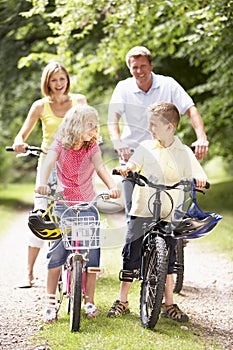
[0,211,232,350]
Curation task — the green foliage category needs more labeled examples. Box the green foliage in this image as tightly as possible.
[18,0,233,160]
[0,182,34,234]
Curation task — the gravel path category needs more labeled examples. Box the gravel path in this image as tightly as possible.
[0,211,232,350]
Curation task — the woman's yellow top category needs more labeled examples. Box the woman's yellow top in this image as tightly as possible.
[40,95,77,152]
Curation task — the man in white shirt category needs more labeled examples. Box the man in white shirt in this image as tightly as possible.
[108,45,208,161]
[108,46,209,217]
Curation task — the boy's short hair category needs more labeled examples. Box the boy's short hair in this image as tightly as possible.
[126,46,152,68]
[149,102,180,128]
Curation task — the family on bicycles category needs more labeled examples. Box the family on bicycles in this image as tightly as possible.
[11,45,217,328]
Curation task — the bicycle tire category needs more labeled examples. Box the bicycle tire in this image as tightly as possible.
[173,239,184,293]
[69,257,82,332]
[140,236,168,329]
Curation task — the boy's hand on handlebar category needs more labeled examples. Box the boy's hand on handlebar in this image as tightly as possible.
[114,165,132,177]
[35,185,51,195]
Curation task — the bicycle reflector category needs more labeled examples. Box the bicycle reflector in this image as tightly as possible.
[28,209,61,240]
[172,201,222,239]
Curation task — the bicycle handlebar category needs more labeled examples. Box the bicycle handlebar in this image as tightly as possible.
[5,146,46,154]
[35,192,111,209]
[112,169,210,190]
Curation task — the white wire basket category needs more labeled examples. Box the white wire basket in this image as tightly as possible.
[61,215,104,250]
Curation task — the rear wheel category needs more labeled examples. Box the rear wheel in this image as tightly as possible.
[173,239,184,293]
[69,257,82,332]
[140,236,168,329]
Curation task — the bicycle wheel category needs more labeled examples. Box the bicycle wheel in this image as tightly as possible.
[69,256,82,332]
[173,239,184,293]
[140,236,168,329]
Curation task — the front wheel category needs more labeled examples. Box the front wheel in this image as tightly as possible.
[140,236,168,329]
[69,257,82,332]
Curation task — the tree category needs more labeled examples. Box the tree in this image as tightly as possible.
[0,0,53,183]
[18,0,233,161]
[1,0,232,185]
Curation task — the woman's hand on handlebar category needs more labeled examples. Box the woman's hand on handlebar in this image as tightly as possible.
[12,142,29,153]
[35,185,51,195]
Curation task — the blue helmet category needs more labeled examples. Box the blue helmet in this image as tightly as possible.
[172,201,222,239]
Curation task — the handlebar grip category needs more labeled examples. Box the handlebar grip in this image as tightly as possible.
[5,146,14,151]
[112,169,121,175]
[112,169,134,178]
[194,178,210,189]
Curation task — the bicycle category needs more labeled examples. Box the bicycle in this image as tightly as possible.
[112,170,222,329]
[29,191,110,332]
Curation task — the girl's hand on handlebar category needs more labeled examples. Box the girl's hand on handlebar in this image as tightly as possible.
[109,187,121,199]
[35,185,51,195]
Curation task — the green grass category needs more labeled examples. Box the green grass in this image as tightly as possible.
[35,249,222,350]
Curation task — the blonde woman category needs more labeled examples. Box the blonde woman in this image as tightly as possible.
[36,104,120,323]
[13,62,87,287]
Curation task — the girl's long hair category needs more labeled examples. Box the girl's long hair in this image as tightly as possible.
[58,105,99,149]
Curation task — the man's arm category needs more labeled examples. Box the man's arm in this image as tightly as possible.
[185,105,209,160]
[108,112,132,162]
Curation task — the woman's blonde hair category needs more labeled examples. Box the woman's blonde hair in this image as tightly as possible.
[58,105,99,150]
[41,61,70,97]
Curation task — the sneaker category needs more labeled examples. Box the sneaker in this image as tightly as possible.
[106,300,130,318]
[44,307,58,324]
[161,303,189,322]
[44,294,58,324]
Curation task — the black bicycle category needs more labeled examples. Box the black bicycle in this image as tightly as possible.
[113,170,221,329]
